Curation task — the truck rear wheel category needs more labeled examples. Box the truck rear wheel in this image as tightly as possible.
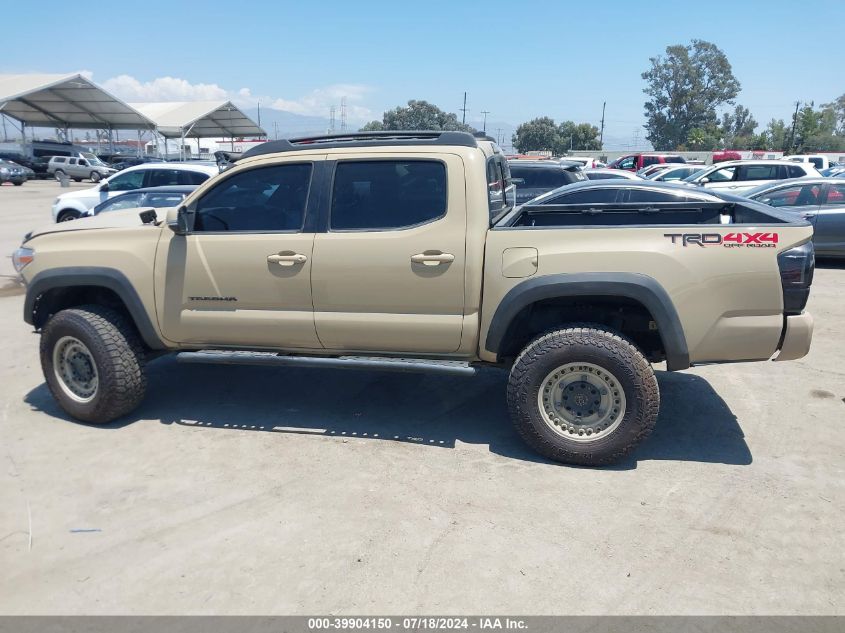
[507,326,659,466]
[40,305,147,424]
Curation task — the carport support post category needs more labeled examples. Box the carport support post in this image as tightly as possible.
[164,137,168,160]
[20,121,26,155]
[180,128,185,161]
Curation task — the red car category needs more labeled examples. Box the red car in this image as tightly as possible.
[607,153,686,171]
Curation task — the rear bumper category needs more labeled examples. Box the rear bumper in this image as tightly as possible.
[774,312,813,362]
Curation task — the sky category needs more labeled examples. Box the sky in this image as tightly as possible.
[2,0,843,149]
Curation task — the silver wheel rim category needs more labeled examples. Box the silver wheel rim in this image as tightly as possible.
[537,362,626,442]
[52,336,99,403]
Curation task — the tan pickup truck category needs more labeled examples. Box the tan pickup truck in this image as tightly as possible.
[14,131,815,465]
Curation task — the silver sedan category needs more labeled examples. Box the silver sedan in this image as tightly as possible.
[744,178,845,257]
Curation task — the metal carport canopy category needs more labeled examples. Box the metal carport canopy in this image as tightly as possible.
[129,101,265,138]
[0,73,156,129]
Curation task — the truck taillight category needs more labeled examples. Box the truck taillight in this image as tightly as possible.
[777,241,814,314]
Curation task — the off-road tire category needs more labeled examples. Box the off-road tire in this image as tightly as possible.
[40,305,147,424]
[507,325,659,466]
[90,171,101,183]
[53,169,65,181]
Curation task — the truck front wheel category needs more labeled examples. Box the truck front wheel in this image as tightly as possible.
[40,305,147,424]
[507,326,659,466]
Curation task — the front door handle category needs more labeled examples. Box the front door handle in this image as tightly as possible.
[267,252,307,266]
[411,252,455,266]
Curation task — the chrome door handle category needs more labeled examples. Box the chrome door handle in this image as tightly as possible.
[411,252,455,266]
[267,253,307,266]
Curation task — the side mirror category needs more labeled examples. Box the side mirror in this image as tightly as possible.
[168,205,194,234]
[698,177,710,185]
[99,182,109,192]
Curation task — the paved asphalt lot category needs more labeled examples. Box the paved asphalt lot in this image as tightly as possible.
[0,180,843,615]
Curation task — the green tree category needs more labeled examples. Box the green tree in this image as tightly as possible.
[558,121,601,152]
[821,94,845,135]
[687,128,708,149]
[720,104,758,148]
[642,39,740,150]
[763,119,789,151]
[359,100,474,132]
[512,118,601,154]
[792,102,845,152]
[512,117,560,153]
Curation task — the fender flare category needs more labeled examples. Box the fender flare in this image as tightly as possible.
[23,266,166,350]
[485,272,690,371]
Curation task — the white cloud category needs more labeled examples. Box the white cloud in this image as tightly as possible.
[96,73,374,121]
[269,83,372,120]
[101,74,229,102]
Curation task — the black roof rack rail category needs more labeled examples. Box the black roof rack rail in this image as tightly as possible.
[238,130,478,161]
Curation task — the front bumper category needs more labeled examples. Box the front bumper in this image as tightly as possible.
[774,312,814,361]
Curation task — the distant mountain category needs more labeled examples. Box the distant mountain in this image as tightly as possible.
[245,107,339,138]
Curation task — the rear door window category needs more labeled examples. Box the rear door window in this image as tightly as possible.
[823,184,845,206]
[330,160,447,230]
[788,165,806,178]
[180,170,210,185]
[148,169,184,187]
[755,184,821,207]
[738,165,780,181]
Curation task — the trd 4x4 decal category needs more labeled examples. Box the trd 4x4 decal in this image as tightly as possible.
[664,232,779,248]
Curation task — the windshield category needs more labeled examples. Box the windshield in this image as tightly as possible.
[82,152,106,166]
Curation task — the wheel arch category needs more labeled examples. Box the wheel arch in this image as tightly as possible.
[485,272,690,371]
[24,267,166,350]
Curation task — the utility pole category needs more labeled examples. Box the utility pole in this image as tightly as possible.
[788,100,800,152]
[329,105,336,133]
[496,128,502,146]
[481,110,490,133]
[460,92,468,125]
[340,97,347,132]
[257,102,261,130]
[599,101,606,149]
[274,121,279,140]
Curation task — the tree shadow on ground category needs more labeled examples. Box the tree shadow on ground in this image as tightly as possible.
[25,355,750,469]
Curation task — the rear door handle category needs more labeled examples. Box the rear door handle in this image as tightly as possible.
[411,252,455,266]
[267,252,307,266]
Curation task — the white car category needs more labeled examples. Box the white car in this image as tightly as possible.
[51,163,219,222]
[583,168,643,181]
[647,165,705,182]
[682,160,819,195]
[783,154,831,171]
[563,156,605,169]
